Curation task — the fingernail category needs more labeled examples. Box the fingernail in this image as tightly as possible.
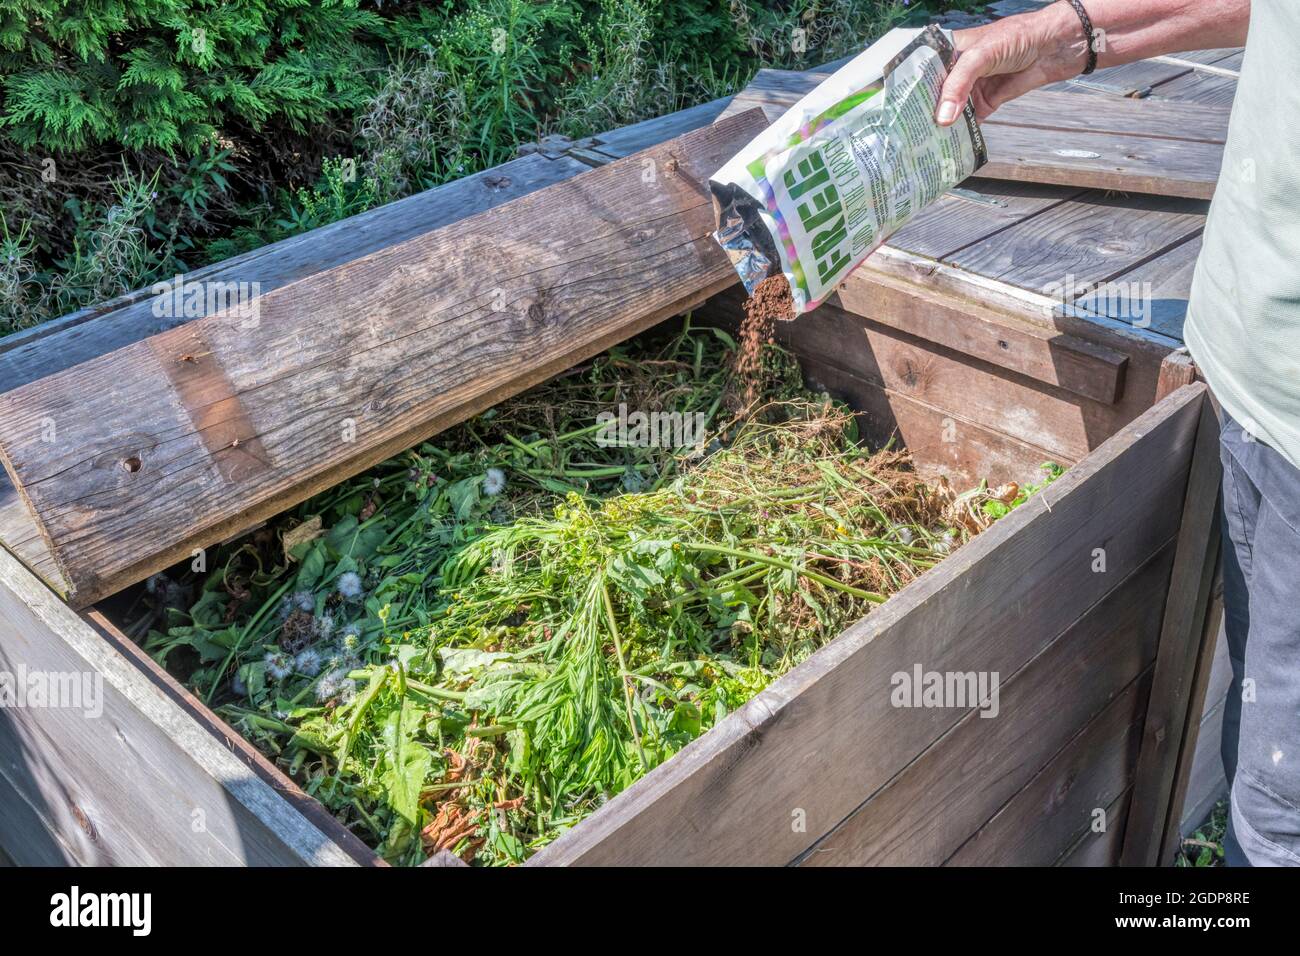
[936,101,958,125]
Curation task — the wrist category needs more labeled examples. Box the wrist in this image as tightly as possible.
[1031,0,1095,82]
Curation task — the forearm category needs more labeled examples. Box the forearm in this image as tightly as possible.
[1024,0,1250,82]
[938,0,1251,123]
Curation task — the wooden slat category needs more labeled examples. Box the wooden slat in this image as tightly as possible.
[985,88,1229,143]
[1155,350,1198,402]
[1161,49,1244,68]
[789,355,1070,488]
[1158,568,1227,864]
[1201,614,1233,709]
[80,606,382,865]
[706,294,1087,477]
[946,669,1152,865]
[946,192,1206,296]
[0,546,367,865]
[0,153,594,594]
[526,384,1203,866]
[584,97,731,160]
[832,269,1129,404]
[865,244,1185,351]
[1073,236,1202,342]
[0,481,66,593]
[0,110,768,606]
[1047,60,1193,98]
[797,543,1171,865]
[979,120,1222,199]
[0,154,592,395]
[1059,787,1133,866]
[1178,695,1228,839]
[1121,394,1222,865]
[1149,52,1243,107]
[889,179,1084,261]
[709,283,1125,454]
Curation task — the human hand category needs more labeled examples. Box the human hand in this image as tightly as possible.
[936,2,1090,125]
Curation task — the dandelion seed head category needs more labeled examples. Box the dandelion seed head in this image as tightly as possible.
[314,612,336,640]
[315,667,349,702]
[483,467,507,496]
[292,589,315,613]
[265,651,293,681]
[295,648,322,676]
[337,571,364,599]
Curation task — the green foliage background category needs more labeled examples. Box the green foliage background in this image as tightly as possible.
[0,0,971,335]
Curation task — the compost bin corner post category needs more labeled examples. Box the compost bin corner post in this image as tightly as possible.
[1119,386,1223,866]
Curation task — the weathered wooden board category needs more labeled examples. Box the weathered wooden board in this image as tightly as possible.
[1149,52,1243,108]
[722,70,1230,197]
[1179,694,1228,840]
[0,109,767,607]
[1122,397,1222,865]
[945,192,1206,295]
[1072,236,1202,341]
[0,481,64,594]
[528,385,1205,866]
[582,96,732,160]
[831,268,1129,404]
[947,670,1151,865]
[1157,560,1227,863]
[797,544,1172,865]
[699,295,1078,482]
[889,179,1084,261]
[0,152,594,596]
[790,352,1068,488]
[1047,60,1192,98]
[979,118,1223,200]
[0,154,593,396]
[1059,787,1132,866]
[988,88,1230,143]
[0,546,374,865]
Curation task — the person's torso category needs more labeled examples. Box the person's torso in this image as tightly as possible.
[1185,0,1300,468]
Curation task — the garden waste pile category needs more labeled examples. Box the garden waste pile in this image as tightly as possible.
[131,321,1059,865]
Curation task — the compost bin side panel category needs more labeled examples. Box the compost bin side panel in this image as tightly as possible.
[0,547,361,866]
[797,546,1172,866]
[527,384,1207,866]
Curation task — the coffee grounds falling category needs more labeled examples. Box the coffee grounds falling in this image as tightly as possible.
[729,274,795,411]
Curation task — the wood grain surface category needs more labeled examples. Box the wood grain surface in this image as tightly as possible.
[0,109,767,606]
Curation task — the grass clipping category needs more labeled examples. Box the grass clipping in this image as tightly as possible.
[139,322,1060,866]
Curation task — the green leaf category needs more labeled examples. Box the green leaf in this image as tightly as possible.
[297,544,326,591]
[379,698,432,860]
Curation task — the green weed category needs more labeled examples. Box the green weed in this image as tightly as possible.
[137,324,1050,865]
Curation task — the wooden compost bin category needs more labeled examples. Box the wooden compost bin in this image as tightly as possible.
[0,329,1220,868]
[0,46,1237,867]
